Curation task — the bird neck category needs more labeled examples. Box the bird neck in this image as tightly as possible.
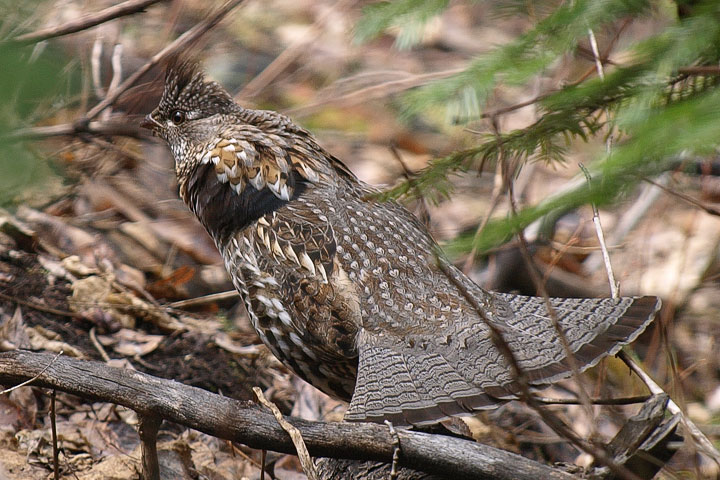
[180,162,306,246]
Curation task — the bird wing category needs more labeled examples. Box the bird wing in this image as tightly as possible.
[333,192,660,426]
[347,282,659,426]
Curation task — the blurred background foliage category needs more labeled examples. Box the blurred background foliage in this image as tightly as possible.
[1,0,719,255]
[0,42,77,207]
[359,0,720,256]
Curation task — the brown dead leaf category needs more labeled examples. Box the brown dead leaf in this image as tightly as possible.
[0,386,37,431]
[97,329,163,357]
[17,206,99,261]
[0,307,31,351]
[213,332,261,356]
[61,255,99,277]
[69,275,183,331]
[27,326,85,358]
[147,265,197,299]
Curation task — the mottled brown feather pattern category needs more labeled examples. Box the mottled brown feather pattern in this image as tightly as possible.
[143,61,661,426]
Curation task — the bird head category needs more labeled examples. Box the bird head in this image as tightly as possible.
[141,59,241,169]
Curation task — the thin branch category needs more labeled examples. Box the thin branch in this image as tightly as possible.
[677,66,720,76]
[619,351,720,465]
[8,0,170,45]
[535,395,650,406]
[50,389,60,480]
[138,414,161,480]
[389,145,431,228]
[462,160,505,274]
[254,387,317,480]
[5,121,145,141]
[643,176,720,217]
[285,67,465,117]
[583,174,666,273]
[579,164,618,298]
[167,290,239,309]
[0,291,83,319]
[89,327,111,363]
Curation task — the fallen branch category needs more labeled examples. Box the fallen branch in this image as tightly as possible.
[0,349,574,480]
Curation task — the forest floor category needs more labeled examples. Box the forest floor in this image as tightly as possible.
[0,1,719,479]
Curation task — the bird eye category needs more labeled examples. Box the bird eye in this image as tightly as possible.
[171,110,186,124]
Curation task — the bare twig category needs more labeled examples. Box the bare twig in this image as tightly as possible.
[619,351,720,465]
[254,387,318,480]
[8,0,170,45]
[643,175,720,217]
[0,291,83,319]
[385,420,401,480]
[91,38,105,98]
[286,67,465,117]
[587,29,606,81]
[89,327,111,363]
[167,290,239,309]
[6,121,145,141]
[389,145,432,228]
[51,389,60,480]
[677,66,720,75]
[583,174,666,273]
[0,349,63,396]
[138,414,162,480]
[579,164,618,297]
[462,160,505,274]
[535,395,650,406]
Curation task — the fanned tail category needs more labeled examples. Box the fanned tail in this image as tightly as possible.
[346,295,660,426]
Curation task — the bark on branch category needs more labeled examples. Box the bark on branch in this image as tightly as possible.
[0,350,574,480]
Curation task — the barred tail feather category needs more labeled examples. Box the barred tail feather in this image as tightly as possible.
[346,296,660,426]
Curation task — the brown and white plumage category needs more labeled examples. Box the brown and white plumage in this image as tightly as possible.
[142,59,660,426]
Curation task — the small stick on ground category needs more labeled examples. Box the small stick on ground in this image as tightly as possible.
[89,327,111,363]
[384,420,401,480]
[536,395,651,406]
[138,414,162,480]
[253,387,318,480]
[167,290,239,309]
[51,389,60,480]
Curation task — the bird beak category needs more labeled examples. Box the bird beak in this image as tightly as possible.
[140,114,161,130]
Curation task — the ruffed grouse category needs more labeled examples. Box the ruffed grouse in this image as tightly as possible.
[142,60,660,426]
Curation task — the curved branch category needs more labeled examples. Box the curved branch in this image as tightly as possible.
[0,350,573,480]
